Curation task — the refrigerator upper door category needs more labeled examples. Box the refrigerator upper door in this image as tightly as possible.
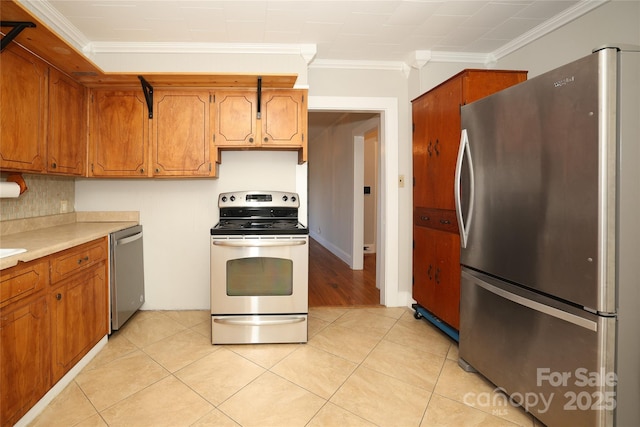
[459,50,616,313]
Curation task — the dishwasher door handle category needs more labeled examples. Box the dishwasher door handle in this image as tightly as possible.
[115,232,143,246]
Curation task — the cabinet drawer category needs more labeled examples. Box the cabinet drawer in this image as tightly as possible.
[414,207,459,234]
[0,259,48,308]
[50,238,107,284]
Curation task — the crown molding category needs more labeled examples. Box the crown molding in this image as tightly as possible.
[18,0,91,51]
[490,0,609,61]
[18,0,609,73]
[309,59,407,71]
[86,41,317,62]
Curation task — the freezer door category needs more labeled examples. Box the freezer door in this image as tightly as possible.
[459,268,616,427]
[459,50,617,312]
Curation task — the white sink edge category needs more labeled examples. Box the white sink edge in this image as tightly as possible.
[0,248,27,259]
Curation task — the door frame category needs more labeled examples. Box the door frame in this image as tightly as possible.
[308,96,399,306]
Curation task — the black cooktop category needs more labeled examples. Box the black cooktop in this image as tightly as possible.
[211,219,308,235]
[212,192,308,236]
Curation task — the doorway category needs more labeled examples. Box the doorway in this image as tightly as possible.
[307,95,400,306]
[308,112,379,306]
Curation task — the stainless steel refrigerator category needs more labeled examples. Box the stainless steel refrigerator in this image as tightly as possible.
[456,46,639,427]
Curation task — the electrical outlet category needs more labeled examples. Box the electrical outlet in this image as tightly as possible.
[398,175,405,188]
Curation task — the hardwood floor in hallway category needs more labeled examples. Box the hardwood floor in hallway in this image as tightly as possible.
[308,238,380,307]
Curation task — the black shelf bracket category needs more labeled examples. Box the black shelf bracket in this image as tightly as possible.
[138,76,153,118]
[256,76,262,119]
[1,21,36,53]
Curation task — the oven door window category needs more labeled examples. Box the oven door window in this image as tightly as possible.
[227,257,293,296]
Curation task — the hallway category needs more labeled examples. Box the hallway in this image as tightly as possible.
[308,238,379,307]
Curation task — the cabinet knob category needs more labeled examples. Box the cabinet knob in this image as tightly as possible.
[264,137,268,142]
[249,137,254,143]
[427,140,432,157]
[77,256,89,264]
[420,216,430,221]
[155,168,160,173]
[140,168,145,174]
[439,219,450,225]
[427,264,432,280]
[51,162,57,169]
[434,139,440,156]
[56,293,62,300]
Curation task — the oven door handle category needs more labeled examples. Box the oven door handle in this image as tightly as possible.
[213,316,306,326]
[212,240,307,247]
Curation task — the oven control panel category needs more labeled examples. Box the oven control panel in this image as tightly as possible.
[218,191,299,208]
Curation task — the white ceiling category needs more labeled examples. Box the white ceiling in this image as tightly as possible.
[24,0,606,67]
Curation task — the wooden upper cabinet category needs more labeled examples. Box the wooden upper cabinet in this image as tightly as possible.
[213,88,308,163]
[48,68,87,176]
[261,89,307,147]
[412,69,526,212]
[213,91,258,147]
[89,90,150,177]
[152,91,215,177]
[0,45,47,173]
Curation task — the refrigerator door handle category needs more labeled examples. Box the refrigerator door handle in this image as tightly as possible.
[455,129,474,248]
[463,270,598,331]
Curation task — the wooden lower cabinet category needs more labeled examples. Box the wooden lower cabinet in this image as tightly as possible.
[0,238,108,427]
[413,225,461,329]
[0,295,51,427]
[50,263,108,383]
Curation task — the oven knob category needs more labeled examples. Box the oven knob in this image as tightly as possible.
[221,196,227,202]
[230,195,236,202]
[282,195,288,202]
[291,196,297,202]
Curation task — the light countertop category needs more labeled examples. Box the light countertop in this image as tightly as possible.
[0,212,139,270]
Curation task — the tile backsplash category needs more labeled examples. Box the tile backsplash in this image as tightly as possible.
[0,174,75,221]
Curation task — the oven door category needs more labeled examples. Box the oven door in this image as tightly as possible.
[210,235,308,315]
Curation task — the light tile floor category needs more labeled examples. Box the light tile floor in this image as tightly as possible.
[29,307,544,427]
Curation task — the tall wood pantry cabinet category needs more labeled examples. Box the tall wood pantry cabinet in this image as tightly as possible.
[412,69,527,332]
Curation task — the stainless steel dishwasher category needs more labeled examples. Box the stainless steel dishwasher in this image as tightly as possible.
[109,225,145,331]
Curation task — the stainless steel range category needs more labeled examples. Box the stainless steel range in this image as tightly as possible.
[210,191,309,344]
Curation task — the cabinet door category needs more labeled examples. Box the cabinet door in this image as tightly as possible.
[0,45,47,173]
[152,91,215,176]
[412,92,431,208]
[426,78,462,211]
[89,90,150,177]
[261,90,307,146]
[413,226,461,330]
[213,91,257,146]
[431,230,461,330]
[48,68,87,176]
[50,264,107,383]
[413,225,436,311]
[0,295,50,427]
